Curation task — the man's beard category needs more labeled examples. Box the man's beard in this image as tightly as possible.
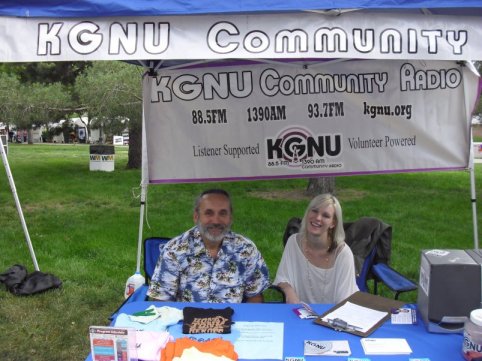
[198,222,231,243]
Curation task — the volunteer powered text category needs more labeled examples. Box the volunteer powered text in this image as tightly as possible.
[348,135,416,149]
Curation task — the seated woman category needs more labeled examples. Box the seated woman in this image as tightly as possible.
[273,193,358,304]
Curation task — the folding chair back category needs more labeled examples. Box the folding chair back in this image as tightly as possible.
[282,217,301,247]
[355,245,377,292]
[109,236,171,321]
[144,236,171,283]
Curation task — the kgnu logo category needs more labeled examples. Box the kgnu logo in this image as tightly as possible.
[266,127,341,165]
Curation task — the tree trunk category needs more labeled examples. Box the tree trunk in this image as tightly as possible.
[27,127,34,144]
[126,119,142,169]
[305,177,336,197]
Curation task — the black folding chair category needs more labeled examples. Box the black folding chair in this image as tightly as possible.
[344,217,417,299]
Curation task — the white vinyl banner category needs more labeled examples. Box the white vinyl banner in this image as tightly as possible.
[144,60,477,183]
[1,12,482,62]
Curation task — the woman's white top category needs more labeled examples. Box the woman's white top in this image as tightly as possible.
[274,233,359,304]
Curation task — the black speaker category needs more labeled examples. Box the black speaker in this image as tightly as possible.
[417,249,482,333]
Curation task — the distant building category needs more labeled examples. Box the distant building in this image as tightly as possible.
[3,117,128,145]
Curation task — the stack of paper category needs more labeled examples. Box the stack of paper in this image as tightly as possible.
[320,301,388,333]
[391,307,417,324]
[361,338,412,355]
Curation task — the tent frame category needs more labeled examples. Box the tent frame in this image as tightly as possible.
[0,3,481,272]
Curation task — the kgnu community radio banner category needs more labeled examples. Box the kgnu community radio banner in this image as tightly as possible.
[2,12,482,62]
[143,59,478,183]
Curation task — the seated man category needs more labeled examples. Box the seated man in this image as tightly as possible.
[147,189,270,303]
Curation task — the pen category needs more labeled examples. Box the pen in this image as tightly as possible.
[132,309,157,316]
[326,318,363,331]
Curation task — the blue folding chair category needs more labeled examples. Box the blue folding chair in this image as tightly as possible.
[355,245,378,292]
[110,236,170,320]
[143,237,171,283]
[372,262,417,299]
[129,236,171,301]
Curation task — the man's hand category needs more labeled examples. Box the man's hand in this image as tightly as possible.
[245,293,264,303]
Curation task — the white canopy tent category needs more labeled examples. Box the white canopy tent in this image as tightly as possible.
[0,1,481,274]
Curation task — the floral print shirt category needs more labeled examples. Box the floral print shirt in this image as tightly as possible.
[147,226,270,303]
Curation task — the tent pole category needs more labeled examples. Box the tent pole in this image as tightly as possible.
[136,184,146,274]
[0,134,40,271]
[135,90,149,274]
[470,130,479,249]
[470,166,478,249]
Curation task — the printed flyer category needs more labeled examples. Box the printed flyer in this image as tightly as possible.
[89,326,136,361]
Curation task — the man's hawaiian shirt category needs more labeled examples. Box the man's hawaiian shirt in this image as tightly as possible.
[147,226,270,302]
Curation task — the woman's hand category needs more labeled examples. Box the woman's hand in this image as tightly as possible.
[277,282,301,304]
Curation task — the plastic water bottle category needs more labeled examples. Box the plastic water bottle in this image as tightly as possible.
[463,309,482,360]
[124,272,145,299]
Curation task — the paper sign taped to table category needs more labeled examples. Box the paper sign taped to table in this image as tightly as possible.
[233,322,284,360]
[168,321,284,360]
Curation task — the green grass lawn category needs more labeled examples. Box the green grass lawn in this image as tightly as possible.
[0,143,481,360]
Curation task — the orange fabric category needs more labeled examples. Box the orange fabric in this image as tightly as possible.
[161,337,237,361]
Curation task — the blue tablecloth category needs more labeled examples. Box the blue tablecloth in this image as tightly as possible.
[86,301,464,361]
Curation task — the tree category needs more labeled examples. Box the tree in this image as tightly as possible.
[305,177,336,196]
[0,73,22,127]
[15,62,91,86]
[24,82,73,143]
[0,72,72,142]
[75,61,143,168]
[0,61,142,167]
[0,62,86,143]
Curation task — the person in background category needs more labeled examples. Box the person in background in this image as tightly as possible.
[274,193,358,304]
[147,189,270,303]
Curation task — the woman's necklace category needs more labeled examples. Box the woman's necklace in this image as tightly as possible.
[302,238,332,267]
[301,237,332,293]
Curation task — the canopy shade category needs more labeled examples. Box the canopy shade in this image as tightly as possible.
[0,0,480,267]
[1,0,482,17]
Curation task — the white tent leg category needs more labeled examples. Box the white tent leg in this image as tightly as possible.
[470,166,479,249]
[135,82,150,274]
[136,183,147,273]
[470,134,479,249]
[0,135,40,271]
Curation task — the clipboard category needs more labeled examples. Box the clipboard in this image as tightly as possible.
[314,291,405,337]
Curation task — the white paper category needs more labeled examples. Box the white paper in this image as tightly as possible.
[304,340,351,356]
[321,302,388,333]
[361,338,412,355]
[232,322,284,360]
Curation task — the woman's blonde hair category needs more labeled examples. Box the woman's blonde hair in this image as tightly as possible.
[299,193,345,252]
